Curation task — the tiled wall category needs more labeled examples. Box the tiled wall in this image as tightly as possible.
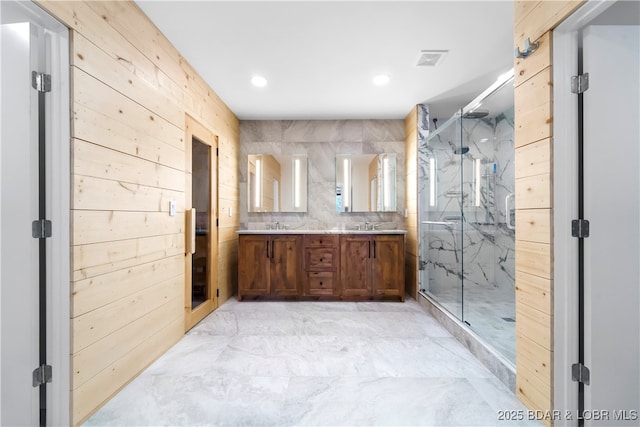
[240,120,405,229]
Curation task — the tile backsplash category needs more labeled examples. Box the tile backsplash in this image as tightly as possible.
[240,120,406,230]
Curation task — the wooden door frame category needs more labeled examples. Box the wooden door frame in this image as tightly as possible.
[185,114,218,331]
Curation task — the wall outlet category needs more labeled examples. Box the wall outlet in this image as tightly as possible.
[404,208,408,218]
[169,200,176,217]
[228,206,233,217]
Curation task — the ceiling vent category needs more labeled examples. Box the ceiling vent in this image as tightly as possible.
[416,50,448,67]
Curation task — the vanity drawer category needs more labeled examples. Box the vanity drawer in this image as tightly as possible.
[306,271,337,296]
[305,248,336,270]
[304,234,338,247]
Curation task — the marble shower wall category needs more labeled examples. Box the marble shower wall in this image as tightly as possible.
[239,120,405,229]
[418,108,516,297]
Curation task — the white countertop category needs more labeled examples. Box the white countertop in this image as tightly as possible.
[236,229,407,235]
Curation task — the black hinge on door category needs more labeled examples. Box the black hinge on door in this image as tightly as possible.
[571,73,589,94]
[216,289,219,297]
[216,148,219,156]
[32,364,52,387]
[32,219,52,239]
[571,219,590,238]
[216,218,219,227]
[572,363,591,385]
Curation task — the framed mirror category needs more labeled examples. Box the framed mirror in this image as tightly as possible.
[336,153,397,212]
[248,154,307,212]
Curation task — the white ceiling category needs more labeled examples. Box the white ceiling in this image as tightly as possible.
[136,1,514,120]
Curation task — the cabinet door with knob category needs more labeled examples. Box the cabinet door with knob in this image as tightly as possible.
[270,235,302,297]
[238,234,301,299]
[340,234,405,300]
[340,235,372,298]
[371,235,405,300]
[238,234,271,299]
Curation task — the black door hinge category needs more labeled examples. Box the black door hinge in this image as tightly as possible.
[216,289,219,297]
[32,364,52,387]
[571,219,590,238]
[32,219,52,239]
[572,363,590,385]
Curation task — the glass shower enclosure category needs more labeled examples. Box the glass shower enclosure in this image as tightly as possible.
[418,71,516,363]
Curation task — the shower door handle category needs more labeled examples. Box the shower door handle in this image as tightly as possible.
[505,194,515,230]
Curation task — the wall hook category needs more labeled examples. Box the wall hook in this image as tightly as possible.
[514,37,539,59]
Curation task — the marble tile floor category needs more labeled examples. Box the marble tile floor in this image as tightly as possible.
[85,297,540,427]
[426,284,516,364]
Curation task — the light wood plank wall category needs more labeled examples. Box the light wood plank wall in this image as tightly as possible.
[35,1,239,424]
[514,1,584,422]
[404,106,418,298]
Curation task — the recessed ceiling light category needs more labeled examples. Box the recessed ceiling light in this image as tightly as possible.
[251,75,267,87]
[373,74,390,86]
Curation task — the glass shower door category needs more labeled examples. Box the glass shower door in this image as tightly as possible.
[417,70,516,363]
[461,82,516,362]
[419,114,464,319]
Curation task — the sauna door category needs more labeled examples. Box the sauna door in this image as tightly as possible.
[185,116,218,331]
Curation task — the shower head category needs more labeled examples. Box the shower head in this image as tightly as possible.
[462,109,489,119]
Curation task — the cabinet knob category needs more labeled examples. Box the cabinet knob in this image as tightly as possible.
[320,281,323,286]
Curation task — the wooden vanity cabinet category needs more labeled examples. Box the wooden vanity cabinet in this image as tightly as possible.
[238,234,301,300]
[238,232,404,301]
[340,234,405,301]
[303,235,339,297]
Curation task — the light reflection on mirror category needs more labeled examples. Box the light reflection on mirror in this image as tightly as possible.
[248,154,307,212]
[336,153,397,212]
